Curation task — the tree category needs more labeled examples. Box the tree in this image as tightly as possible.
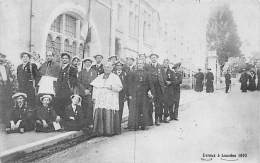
[206,4,242,67]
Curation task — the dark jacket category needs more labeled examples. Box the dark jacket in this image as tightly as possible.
[17,62,40,91]
[36,106,58,123]
[91,64,104,76]
[39,61,60,78]
[145,63,166,94]
[172,71,182,102]
[78,67,97,96]
[56,64,78,97]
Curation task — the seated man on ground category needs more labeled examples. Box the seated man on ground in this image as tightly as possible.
[35,94,61,132]
[6,93,34,134]
[63,94,86,131]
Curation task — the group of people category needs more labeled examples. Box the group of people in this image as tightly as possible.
[239,68,260,92]
[194,68,215,93]
[194,66,260,94]
[1,51,183,136]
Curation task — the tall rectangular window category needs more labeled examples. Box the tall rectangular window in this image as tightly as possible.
[51,15,62,33]
[65,14,77,38]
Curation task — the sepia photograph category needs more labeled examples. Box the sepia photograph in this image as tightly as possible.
[0,0,260,162]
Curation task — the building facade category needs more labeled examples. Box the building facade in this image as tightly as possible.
[0,0,169,65]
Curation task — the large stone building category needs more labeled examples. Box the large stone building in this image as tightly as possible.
[0,0,169,65]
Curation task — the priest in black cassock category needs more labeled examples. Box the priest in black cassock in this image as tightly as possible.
[194,68,204,92]
[205,68,214,93]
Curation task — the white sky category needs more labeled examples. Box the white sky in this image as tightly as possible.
[157,0,260,67]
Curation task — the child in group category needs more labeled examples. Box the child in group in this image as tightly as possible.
[6,93,34,134]
[63,94,86,131]
[35,94,61,132]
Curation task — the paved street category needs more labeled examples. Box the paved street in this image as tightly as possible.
[35,85,260,163]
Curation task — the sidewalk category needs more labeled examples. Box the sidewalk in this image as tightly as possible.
[0,86,231,162]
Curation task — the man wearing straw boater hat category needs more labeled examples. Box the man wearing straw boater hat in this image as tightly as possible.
[146,53,166,126]
[17,52,41,108]
[6,93,34,133]
[35,94,61,132]
[78,57,97,127]
[0,53,13,124]
[63,94,86,131]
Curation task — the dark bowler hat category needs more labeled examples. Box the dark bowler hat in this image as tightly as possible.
[149,53,159,58]
[61,52,71,59]
[82,57,93,63]
[20,52,32,59]
[93,54,103,59]
[173,62,181,69]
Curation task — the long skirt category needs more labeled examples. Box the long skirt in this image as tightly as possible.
[93,108,121,136]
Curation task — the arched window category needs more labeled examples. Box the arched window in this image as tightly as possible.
[79,43,84,59]
[65,14,77,38]
[51,15,62,33]
[46,34,53,54]
[54,37,61,62]
[72,42,77,56]
[64,39,72,54]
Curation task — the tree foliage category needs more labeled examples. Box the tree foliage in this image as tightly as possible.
[206,4,242,66]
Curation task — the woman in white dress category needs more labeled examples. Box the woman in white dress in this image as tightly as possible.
[91,62,123,136]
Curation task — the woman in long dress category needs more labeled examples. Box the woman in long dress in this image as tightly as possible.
[91,62,123,136]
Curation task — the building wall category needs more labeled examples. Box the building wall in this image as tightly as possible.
[0,0,112,65]
[0,0,167,66]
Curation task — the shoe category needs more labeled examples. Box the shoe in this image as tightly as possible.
[163,118,169,123]
[141,126,146,130]
[155,120,160,126]
[173,118,179,121]
[6,128,11,134]
[19,128,25,133]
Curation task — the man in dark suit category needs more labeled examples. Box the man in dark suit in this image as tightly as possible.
[63,95,85,131]
[55,53,78,118]
[0,53,13,124]
[17,52,40,108]
[78,58,97,127]
[171,62,182,121]
[113,61,127,123]
[224,70,232,93]
[194,68,204,92]
[123,57,135,74]
[205,68,214,93]
[91,54,104,75]
[146,53,166,125]
[239,69,248,92]
[162,59,174,123]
